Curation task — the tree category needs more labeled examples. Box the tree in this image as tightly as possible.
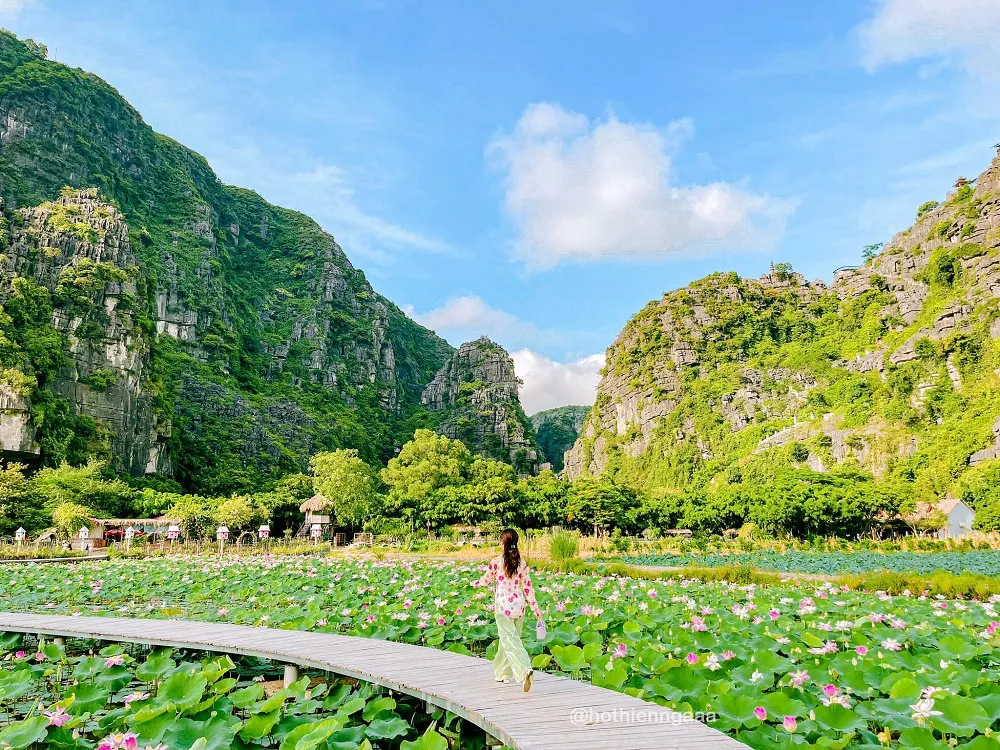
[310,449,379,527]
[862,242,883,263]
[565,478,639,534]
[773,262,794,282]
[0,463,46,534]
[52,502,92,539]
[168,495,216,539]
[214,496,256,531]
[514,470,568,529]
[380,430,473,527]
[31,460,133,516]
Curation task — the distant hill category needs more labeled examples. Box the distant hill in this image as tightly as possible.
[567,158,1000,515]
[531,405,589,472]
[0,31,458,493]
[422,337,540,475]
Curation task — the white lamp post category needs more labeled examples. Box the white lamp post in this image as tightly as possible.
[216,525,229,554]
[78,525,90,553]
[15,527,25,551]
[124,526,135,554]
[166,524,180,552]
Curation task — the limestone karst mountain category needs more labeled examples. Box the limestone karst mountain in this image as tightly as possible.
[421,337,540,475]
[567,155,1000,503]
[530,405,589,472]
[0,31,529,492]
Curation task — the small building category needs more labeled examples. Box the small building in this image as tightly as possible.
[298,494,331,537]
[933,497,976,539]
[907,498,976,539]
[85,517,182,547]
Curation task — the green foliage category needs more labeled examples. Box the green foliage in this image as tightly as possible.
[931,219,952,239]
[862,242,883,262]
[214,496,257,530]
[310,449,380,526]
[0,463,45,534]
[565,477,638,532]
[31,460,134,516]
[916,200,939,218]
[772,261,794,280]
[80,368,116,391]
[548,530,580,561]
[51,501,92,538]
[531,405,589,471]
[0,30,454,491]
[168,494,217,539]
[630,469,911,538]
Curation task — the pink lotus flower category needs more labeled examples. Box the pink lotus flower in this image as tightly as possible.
[436,618,445,626]
[753,706,767,721]
[686,653,698,665]
[14,650,25,659]
[855,645,868,656]
[612,643,628,659]
[43,707,70,727]
[123,691,150,707]
[768,609,780,620]
[783,715,797,732]
[104,654,124,667]
[97,733,138,750]
[822,683,839,697]
[788,669,809,686]
[720,650,735,660]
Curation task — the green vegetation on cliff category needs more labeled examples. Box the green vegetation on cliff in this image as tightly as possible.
[567,159,1000,532]
[0,31,453,493]
[530,405,589,472]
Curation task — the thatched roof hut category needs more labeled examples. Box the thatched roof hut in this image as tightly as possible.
[299,494,330,514]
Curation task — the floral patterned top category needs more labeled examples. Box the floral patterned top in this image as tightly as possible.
[475,555,543,620]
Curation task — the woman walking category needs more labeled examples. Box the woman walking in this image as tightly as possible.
[475,529,546,692]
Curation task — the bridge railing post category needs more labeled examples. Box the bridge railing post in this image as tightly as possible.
[283,664,298,688]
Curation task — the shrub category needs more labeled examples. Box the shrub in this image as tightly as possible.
[790,443,810,462]
[548,530,580,562]
[916,200,939,219]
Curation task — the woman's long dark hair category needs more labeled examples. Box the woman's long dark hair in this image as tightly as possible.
[500,528,521,578]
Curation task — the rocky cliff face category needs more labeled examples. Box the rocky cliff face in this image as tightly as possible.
[530,405,589,472]
[0,31,453,492]
[0,190,169,474]
[566,152,1000,502]
[422,337,539,473]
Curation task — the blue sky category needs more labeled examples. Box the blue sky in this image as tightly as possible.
[6,0,1000,412]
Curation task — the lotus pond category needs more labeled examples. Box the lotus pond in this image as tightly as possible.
[617,551,1000,577]
[0,635,463,750]
[3,556,1000,750]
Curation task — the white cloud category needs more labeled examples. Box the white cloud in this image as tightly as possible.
[0,0,33,16]
[279,164,450,256]
[858,0,1000,77]
[511,349,604,414]
[406,296,547,348]
[204,144,451,265]
[406,298,604,411]
[487,102,793,270]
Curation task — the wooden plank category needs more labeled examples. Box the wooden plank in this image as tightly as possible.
[0,612,745,750]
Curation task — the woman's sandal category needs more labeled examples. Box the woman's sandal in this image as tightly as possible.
[522,670,533,693]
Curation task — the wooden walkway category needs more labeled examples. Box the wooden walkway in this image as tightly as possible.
[0,613,744,750]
